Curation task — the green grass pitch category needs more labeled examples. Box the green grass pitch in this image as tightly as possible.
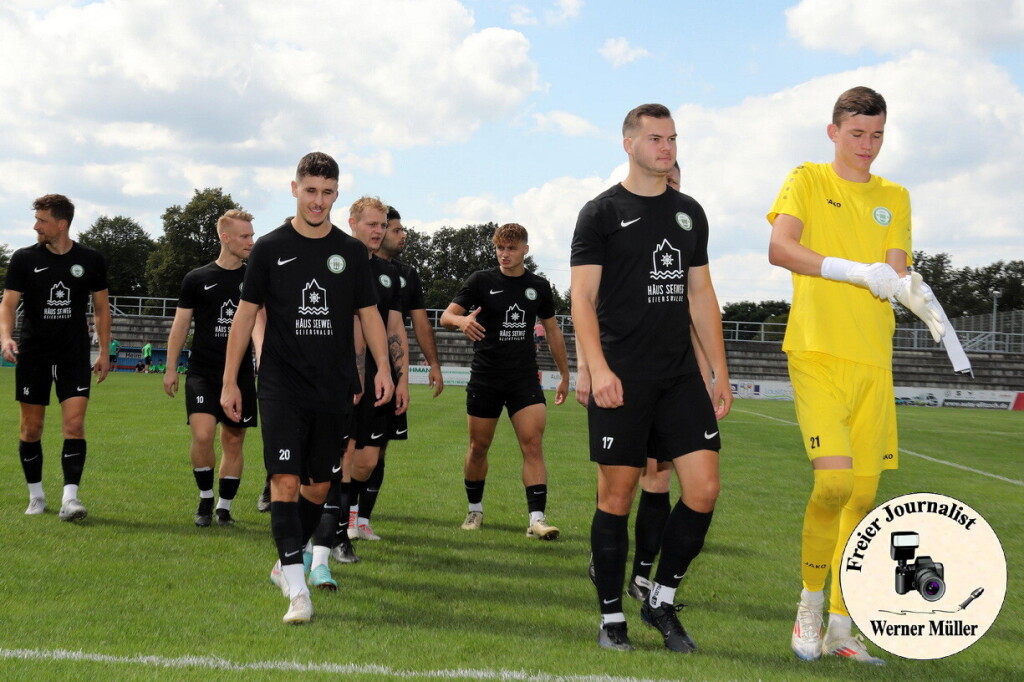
[0,370,1020,680]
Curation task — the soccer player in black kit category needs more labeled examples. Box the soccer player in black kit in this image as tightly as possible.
[220,153,393,624]
[571,104,732,652]
[341,206,445,541]
[305,196,408,588]
[441,223,569,540]
[1,194,111,522]
[164,209,264,527]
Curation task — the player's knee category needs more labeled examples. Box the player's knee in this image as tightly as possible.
[20,422,43,442]
[467,440,491,460]
[683,477,719,512]
[62,418,85,440]
[846,477,880,516]
[810,469,855,510]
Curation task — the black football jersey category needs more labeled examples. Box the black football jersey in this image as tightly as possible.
[570,184,709,380]
[4,242,108,364]
[452,267,555,374]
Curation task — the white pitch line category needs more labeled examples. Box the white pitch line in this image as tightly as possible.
[0,648,666,682]
[735,408,1024,487]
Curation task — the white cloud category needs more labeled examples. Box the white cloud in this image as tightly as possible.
[598,37,650,68]
[533,110,601,136]
[787,0,1024,55]
[510,5,538,25]
[547,0,584,24]
[0,0,540,246]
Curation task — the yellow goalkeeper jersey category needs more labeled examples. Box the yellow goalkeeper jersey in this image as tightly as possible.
[767,162,912,369]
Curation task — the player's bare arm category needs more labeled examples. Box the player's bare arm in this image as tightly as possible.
[357,303,395,407]
[541,315,570,406]
[163,306,194,397]
[251,305,267,370]
[353,313,366,402]
[687,265,732,419]
[770,213,899,299]
[220,300,259,421]
[570,263,623,408]
[387,308,410,415]
[91,288,112,383]
[0,289,22,363]
[573,334,591,407]
[440,303,485,342]
[410,308,444,397]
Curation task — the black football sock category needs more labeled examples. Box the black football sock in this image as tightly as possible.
[19,440,43,485]
[653,501,714,591]
[591,508,629,615]
[60,439,87,486]
[525,484,547,515]
[360,459,385,521]
[633,490,670,580]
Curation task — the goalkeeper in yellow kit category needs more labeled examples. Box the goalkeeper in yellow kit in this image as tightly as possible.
[767,86,943,666]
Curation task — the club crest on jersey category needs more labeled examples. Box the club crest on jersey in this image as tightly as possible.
[873,207,892,226]
[379,274,392,288]
[525,287,537,301]
[327,255,346,274]
[675,212,692,231]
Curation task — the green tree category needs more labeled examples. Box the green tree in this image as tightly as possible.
[147,188,242,297]
[78,216,155,296]
[404,223,539,309]
[899,252,1023,321]
[722,300,790,322]
[0,242,10,285]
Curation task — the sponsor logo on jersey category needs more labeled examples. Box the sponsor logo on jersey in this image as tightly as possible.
[621,217,641,228]
[44,282,74,320]
[675,212,692,231]
[873,206,892,226]
[217,300,238,329]
[647,239,687,304]
[204,283,218,290]
[33,267,48,273]
[379,274,392,288]
[328,254,346,273]
[277,256,297,265]
[70,264,84,277]
[525,287,537,301]
[295,279,334,336]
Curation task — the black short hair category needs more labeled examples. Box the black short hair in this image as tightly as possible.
[622,103,672,137]
[387,206,401,222]
[296,152,339,181]
[32,194,75,226]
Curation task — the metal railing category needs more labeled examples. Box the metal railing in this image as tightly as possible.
[97,297,1023,354]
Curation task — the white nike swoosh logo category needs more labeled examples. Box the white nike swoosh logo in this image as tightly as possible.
[640,561,653,566]
[673,573,685,579]
[284,549,301,558]
[371,432,384,440]
[23,455,39,462]
[704,430,718,439]
[395,428,408,435]
[204,283,218,290]
[620,218,641,228]
[332,464,342,473]
[242,416,253,422]
[489,289,503,294]
[63,453,81,458]
[277,257,297,265]
[34,267,48,273]
[602,598,617,605]
[324,505,339,511]
[76,386,89,391]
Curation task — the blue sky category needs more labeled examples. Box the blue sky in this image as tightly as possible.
[1,0,1021,304]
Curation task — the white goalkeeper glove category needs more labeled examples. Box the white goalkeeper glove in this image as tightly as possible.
[894,272,945,342]
[820,257,900,299]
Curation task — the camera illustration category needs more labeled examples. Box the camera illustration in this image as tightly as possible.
[891,531,946,601]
